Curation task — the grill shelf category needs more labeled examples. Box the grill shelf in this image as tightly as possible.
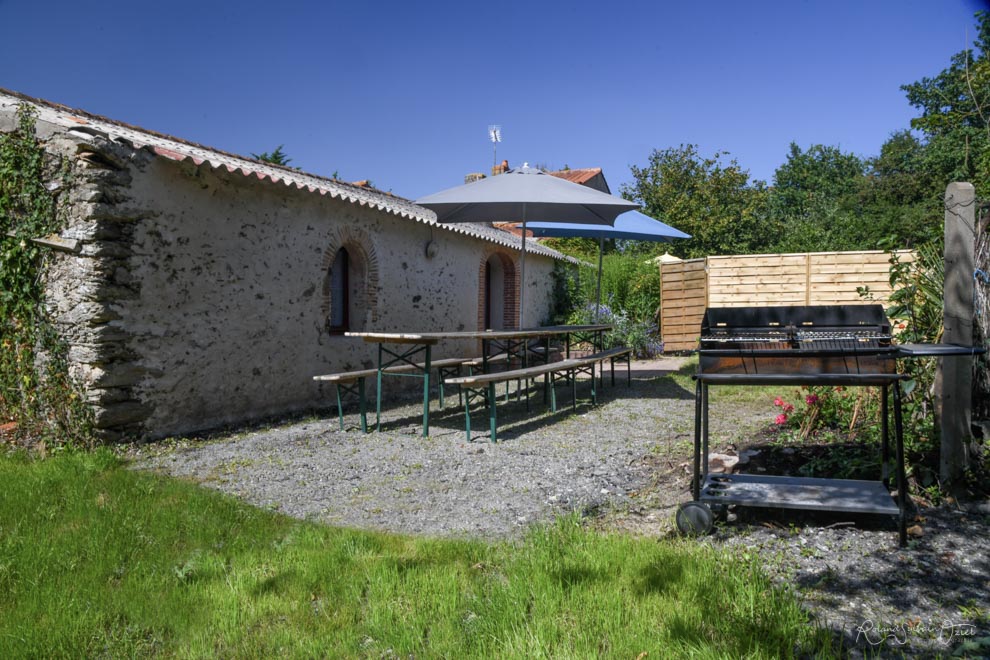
[683,304,984,547]
[701,474,900,516]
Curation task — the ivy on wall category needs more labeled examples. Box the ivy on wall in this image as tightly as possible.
[0,103,94,448]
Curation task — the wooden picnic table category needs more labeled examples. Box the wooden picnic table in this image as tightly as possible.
[345,325,612,437]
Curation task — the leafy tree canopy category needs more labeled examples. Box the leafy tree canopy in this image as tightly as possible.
[900,10,990,197]
[767,143,867,253]
[770,143,865,219]
[620,144,770,259]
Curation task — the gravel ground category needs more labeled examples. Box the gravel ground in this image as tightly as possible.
[133,357,990,658]
[135,359,698,538]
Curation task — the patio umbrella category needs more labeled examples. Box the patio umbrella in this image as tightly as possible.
[415,164,638,328]
[522,210,690,321]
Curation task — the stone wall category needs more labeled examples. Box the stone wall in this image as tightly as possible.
[17,112,557,440]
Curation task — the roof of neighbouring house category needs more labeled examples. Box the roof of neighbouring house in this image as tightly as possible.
[548,167,610,194]
[0,88,569,261]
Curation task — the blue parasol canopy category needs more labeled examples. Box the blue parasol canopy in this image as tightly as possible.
[520,210,690,322]
[523,210,690,242]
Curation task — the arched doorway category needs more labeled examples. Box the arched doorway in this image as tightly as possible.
[484,255,505,330]
[480,252,517,330]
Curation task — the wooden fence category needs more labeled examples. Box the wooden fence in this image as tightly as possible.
[660,250,913,351]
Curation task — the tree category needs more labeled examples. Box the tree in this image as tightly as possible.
[857,131,941,248]
[251,145,292,167]
[767,143,867,253]
[901,10,990,197]
[620,145,771,258]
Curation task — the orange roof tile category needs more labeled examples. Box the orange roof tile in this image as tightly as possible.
[549,168,602,185]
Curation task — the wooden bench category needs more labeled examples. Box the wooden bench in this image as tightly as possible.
[581,346,633,387]
[444,358,598,442]
[313,357,473,432]
[443,346,634,442]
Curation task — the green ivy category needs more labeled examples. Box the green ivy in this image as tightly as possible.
[0,103,94,449]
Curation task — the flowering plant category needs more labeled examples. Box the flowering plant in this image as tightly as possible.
[769,385,878,443]
[567,300,664,358]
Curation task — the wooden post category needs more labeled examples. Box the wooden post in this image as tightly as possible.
[940,182,976,489]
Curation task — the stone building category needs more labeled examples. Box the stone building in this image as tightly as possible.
[0,89,567,441]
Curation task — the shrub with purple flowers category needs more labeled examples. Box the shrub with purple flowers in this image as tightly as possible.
[568,300,664,358]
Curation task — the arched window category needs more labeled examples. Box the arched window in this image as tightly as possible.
[328,247,349,333]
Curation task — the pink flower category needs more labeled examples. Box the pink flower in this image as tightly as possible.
[783,403,795,414]
[774,397,784,407]
[806,394,819,406]
[774,413,788,425]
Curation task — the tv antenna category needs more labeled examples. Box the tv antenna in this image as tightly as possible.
[488,125,502,168]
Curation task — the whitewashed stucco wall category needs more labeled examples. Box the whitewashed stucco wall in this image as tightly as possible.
[2,91,562,441]
[111,157,556,438]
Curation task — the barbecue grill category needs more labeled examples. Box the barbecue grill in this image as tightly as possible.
[680,304,984,546]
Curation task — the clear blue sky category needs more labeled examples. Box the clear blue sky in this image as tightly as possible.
[1,0,987,200]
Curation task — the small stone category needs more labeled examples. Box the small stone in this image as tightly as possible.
[708,453,739,473]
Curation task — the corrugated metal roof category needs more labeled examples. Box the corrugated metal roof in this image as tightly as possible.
[0,88,569,261]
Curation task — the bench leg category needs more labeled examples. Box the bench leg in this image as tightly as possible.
[463,388,472,442]
[591,363,598,404]
[333,379,369,433]
[422,345,431,438]
[550,371,558,413]
[335,384,346,431]
[571,368,578,410]
[358,377,368,433]
[488,382,498,443]
[610,358,616,387]
[376,345,383,432]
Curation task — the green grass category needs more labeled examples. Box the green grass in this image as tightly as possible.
[0,450,831,658]
[671,354,786,406]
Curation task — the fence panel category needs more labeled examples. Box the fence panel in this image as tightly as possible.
[660,250,912,352]
[660,258,707,351]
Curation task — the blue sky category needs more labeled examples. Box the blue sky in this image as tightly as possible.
[1,0,987,200]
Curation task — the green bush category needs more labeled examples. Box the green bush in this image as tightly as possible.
[563,254,663,357]
[1,103,94,448]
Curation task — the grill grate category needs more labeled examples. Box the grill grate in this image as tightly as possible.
[698,305,896,378]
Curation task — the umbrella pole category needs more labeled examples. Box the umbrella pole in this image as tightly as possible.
[519,210,527,329]
[594,236,604,323]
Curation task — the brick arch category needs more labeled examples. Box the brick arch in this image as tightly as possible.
[321,226,380,331]
[477,248,519,330]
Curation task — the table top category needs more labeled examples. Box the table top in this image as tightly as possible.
[346,324,612,343]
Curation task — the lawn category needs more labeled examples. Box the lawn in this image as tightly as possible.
[0,449,832,658]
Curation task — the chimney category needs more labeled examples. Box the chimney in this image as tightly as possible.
[491,159,509,176]
[464,172,486,184]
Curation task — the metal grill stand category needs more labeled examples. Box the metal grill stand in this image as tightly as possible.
[686,305,910,545]
[684,305,985,547]
[691,374,908,546]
